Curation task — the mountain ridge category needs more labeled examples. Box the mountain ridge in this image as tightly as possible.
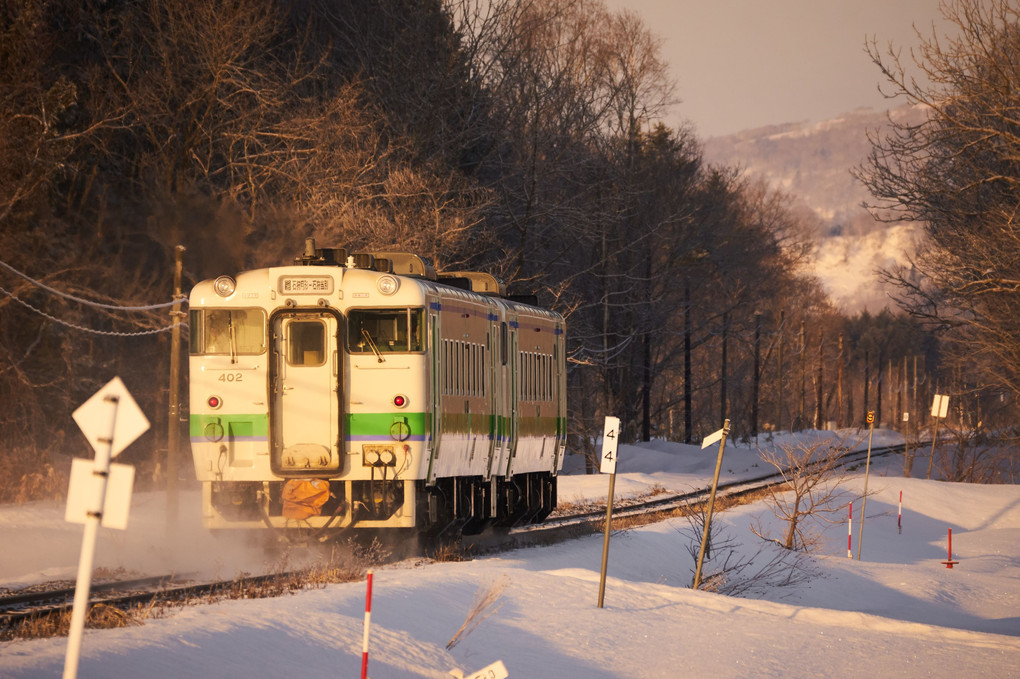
[701,105,927,312]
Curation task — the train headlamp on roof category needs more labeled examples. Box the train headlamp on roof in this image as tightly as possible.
[213,275,236,297]
[376,275,399,295]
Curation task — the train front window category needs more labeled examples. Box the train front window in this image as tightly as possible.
[190,308,266,355]
[288,320,325,366]
[348,308,424,354]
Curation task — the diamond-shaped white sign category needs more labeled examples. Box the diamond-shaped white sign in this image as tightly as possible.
[73,376,150,458]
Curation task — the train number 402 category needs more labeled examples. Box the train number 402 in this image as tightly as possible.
[217,372,243,382]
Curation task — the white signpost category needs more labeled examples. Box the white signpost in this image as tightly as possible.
[927,393,950,479]
[64,377,149,679]
[693,419,730,589]
[597,416,621,608]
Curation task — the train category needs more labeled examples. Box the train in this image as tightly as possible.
[188,240,566,539]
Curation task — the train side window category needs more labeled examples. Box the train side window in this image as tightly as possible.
[467,344,474,396]
[193,308,266,355]
[500,322,508,366]
[288,320,325,366]
[189,310,203,354]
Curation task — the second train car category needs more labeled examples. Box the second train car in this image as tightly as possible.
[188,241,566,538]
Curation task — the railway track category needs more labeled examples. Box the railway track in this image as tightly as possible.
[0,572,303,639]
[1,442,908,639]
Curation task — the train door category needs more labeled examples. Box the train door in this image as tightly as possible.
[426,300,442,485]
[484,312,500,480]
[505,314,520,476]
[269,310,342,475]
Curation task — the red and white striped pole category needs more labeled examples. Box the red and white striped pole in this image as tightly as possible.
[847,502,853,558]
[361,570,374,679]
[898,491,902,534]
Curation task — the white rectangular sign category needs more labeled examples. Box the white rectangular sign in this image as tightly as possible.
[702,427,724,449]
[65,459,135,530]
[931,394,949,419]
[600,416,621,474]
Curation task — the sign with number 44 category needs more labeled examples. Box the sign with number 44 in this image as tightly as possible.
[600,416,621,474]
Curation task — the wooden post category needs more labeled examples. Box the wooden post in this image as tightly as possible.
[693,419,730,590]
[597,471,617,608]
[837,334,844,428]
[798,320,806,430]
[752,313,761,439]
[167,244,185,531]
[814,331,823,429]
[777,309,784,432]
[720,312,728,428]
[856,412,876,560]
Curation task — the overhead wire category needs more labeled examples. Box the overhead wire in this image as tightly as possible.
[0,257,187,336]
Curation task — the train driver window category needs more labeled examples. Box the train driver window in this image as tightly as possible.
[288,320,325,366]
[191,308,266,355]
[348,308,424,354]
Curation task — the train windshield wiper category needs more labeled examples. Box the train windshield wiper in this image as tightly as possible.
[361,328,384,363]
[227,312,238,364]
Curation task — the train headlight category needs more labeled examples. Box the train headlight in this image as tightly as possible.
[393,394,408,408]
[208,395,222,409]
[213,275,236,297]
[376,275,399,295]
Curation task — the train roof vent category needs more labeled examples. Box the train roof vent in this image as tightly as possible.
[351,253,376,270]
[295,238,347,266]
[360,252,437,280]
[438,271,508,297]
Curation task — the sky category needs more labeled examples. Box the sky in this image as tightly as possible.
[606,0,954,138]
[3,430,1019,678]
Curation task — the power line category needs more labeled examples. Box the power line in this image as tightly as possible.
[0,258,185,311]
[0,257,188,336]
[0,286,186,336]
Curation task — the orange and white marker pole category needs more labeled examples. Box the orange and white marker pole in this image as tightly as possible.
[361,570,374,679]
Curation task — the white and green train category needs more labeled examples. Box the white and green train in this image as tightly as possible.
[188,240,566,538]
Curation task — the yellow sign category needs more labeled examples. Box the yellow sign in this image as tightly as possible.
[867,411,875,424]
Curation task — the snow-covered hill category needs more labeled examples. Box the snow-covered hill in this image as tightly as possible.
[703,106,929,312]
[2,431,1018,678]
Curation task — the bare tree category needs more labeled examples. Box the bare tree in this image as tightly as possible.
[855,0,1020,398]
[752,439,857,551]
[676,503,816,597]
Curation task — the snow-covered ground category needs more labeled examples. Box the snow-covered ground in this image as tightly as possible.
[2,429,1018,678]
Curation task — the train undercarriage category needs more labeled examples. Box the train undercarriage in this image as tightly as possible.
[206,472,557,540]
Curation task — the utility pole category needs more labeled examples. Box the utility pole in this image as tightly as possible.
[776,309,784,432]
[720,312,728,427]
[167,245,185,531]
[683,281,692,443]
[798,320,806,430]
[814,330,823,429]
[837,334,844,428]
[752,312,761,438]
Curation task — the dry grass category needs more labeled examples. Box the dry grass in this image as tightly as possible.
[446,576,508,650]
[2,602,155,642]
[428,538,476,563]
[2,539,386,641]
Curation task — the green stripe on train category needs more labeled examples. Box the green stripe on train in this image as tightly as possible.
[347,411,428,437]
[190,414,269,438]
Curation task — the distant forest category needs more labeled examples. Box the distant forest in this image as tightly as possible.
[1,0,1013,501]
